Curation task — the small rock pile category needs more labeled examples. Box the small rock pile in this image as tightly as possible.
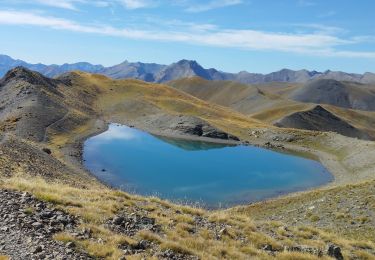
[0,189,91,260]
[107,213,160,236]
[157,249,199,260]
[109,213,199,259]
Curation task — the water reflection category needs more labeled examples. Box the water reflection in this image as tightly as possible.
[84,124,332,208]
[155,135,235,151]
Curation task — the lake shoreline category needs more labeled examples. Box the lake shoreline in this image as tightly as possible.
[62,115,374,212]
[79,122,338,208]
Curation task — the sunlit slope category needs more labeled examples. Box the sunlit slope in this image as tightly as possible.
[168,77,304,115]
[169,77,375,140]
[168,77,318,126]
[57,72,266,134]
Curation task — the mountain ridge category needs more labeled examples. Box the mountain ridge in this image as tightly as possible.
[1,54,374,84]
[1,66,375,259]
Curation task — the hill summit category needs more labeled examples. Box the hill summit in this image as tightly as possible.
[1,54,375,84]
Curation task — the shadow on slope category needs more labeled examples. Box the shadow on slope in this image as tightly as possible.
[275,105,371,140]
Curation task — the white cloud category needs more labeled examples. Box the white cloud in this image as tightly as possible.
[119,0,153,9]
[0,10,374,59]
[93,1,111,7]
[317,10,337,18]
[292,23,346,35]
[351,36,375,43]
[298,0,316,7]
[11,0,111,10]
[316,50,375,59]
[0,0,240,11]
[185,0,243,12]
[34,0,83,10]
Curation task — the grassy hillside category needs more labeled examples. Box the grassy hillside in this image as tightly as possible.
[1,68,375,259]
[169,77,375,141]
[168,77,302,116]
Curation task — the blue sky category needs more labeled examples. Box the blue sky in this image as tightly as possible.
[0,0,374,73]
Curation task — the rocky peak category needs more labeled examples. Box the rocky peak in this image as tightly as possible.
[0,66,58,89]
[311,105,327,113]
[176,59,199,66]
[155,59,211,82]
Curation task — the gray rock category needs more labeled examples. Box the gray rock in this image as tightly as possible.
[0,189,91,259]
[32,222,43,229]
[327,245,343,260]
[32,245,43,254]
[113,216,125,225]
[287,245,323,257]
[65,242,75,248]
[262,244,273,251]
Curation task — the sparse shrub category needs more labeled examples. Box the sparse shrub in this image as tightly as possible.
[174,214,194,224]
[199,228,213,240]
[335,212,346,219]
[310,215,320,222]
[350,240,374,250]
[138,230,162,244]
[353,250,375,259]
[276,251,320,260]
[356,216,370,224]
[160,241,194,255]
[54,232,76,244]
[24,207,34,215]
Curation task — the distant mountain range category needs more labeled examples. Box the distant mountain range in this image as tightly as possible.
[1,54,374,84]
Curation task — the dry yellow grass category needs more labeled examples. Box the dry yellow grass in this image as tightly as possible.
[1,72,375,259]
[250,102,314,123]
[1,174,374,259]
[79,72,264,127]
[276,251,328,260]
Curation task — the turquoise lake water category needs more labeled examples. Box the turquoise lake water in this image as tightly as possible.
[83,124,332,208]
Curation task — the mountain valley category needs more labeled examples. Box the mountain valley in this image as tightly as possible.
[0,66,374,259]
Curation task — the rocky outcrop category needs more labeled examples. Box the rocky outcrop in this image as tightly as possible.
[135,114,240,142]
[170,116,240,141]
[0,67,67,142]
[327,244,344,260]
[107,214,160,236]
[106,213,198,259]
[0,189,90,259]
[0,66,59,90]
